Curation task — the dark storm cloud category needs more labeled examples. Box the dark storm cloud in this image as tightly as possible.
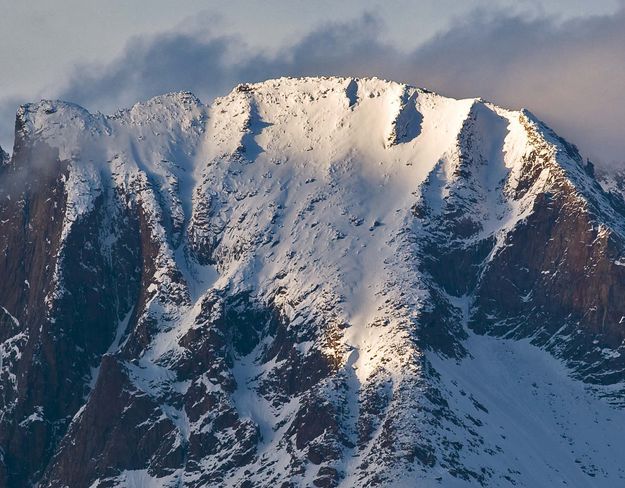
[2,7,624,165]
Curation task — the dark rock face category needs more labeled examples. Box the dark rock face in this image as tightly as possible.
[414,108,625,388]
[0,139,70,485]
[42,355,184,487]
[0,132,143,485]
[0,146,8,166]
[470,137,625,388]
[473,189,625,382]
[2,79,625,487]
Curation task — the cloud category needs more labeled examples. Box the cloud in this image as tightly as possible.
[58,14,399,109]
[58,32,239,111]
[404,7,625,166]
[0,96,24,153]
[2,7,624,166]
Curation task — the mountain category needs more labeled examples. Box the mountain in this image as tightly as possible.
[1,77,625,487]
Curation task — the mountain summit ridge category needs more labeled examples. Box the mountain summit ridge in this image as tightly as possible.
[2,76,625,487]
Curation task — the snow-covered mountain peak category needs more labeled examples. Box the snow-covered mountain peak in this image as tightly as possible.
[116,91,205,129]
[3,77,625,487]
[193,78,499,319]
[214,76,476,159]
[8,76,598,340]
[16,92,205,149]
[15,99,100,144]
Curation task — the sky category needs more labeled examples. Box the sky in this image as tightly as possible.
[1,1,624,166]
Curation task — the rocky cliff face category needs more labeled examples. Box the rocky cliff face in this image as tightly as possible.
[1,77,625,487]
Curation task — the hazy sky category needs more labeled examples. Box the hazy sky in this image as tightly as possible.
[1,1,623,165]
